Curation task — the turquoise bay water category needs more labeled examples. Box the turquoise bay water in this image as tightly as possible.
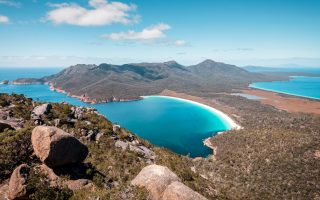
[250,76,320,100]
[0,68,231,157]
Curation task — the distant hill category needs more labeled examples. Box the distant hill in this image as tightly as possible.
[36,59,281,102]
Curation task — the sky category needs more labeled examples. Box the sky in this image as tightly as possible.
[0,0,320,67]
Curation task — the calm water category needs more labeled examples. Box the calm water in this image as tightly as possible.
[247,67,320,100]
[0,68,231,157]
[0,67,63,81]
[246,67,320,75]
[250,76,320,100]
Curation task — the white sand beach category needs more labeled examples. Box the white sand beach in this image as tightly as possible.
[143,95,242,130]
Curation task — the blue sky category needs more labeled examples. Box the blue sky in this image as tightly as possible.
[0,0,320,67]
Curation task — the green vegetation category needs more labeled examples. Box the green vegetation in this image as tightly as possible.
[195,94,320,199]
[0,127,34,181]
[27,170,73,200]
[1,92,319,199]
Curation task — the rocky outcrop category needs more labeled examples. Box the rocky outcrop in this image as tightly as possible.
[0,107,24,130]
[31,126,88,167]
[71,106,85,120]
[0,119,23,131]
[79,128,104,142]
[112,124,121,133]
[7,164,30,200]
[115,140,155,160]
[32,103,52,117]
[115,140,129,150]
[162,181,207,200]
[65,179,93,191]
[129,145,156,159]
[131,165,207,200]
[131,165,180,200]
[31,103,52,125]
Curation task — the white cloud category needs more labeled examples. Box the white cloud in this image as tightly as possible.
[102,23,171,41]
[0,0,21,7]
[0,15,9,23]
[174,40,187,46]
[46,0,138,26]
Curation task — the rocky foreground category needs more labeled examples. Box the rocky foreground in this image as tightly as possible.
[0,94,210,200]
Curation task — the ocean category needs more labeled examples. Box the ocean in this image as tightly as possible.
[250,76,320,100]
[245,67,320,75]
[0,67,230,157]
[0,67,63,81]
[248,67,320,100]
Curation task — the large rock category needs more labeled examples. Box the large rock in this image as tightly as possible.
[162,181,207,200]
[131,165,180,200]
[7,164,30,200]
[32,103,52,117]
[31,126,88,167]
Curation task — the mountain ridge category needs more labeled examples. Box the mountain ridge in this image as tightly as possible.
[15,59,284,103]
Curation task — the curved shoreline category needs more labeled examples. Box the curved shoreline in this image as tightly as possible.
[249,85,320,101]
[5,82,242,130]
[2,83,241,156]
[143,95,242,130]
[48,83,142,104]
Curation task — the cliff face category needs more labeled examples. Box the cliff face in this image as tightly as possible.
[42,60,275,102]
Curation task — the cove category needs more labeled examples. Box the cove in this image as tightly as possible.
[0,83,233,157]
[250,76,320,100]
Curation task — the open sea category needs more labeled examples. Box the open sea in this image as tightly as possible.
[250,76,320,100]
[248,67,320,100]
[0,67,230,157]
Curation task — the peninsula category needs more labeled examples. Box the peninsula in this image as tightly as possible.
[12,60,285,104]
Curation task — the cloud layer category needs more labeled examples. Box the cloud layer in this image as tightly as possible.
[0,0,21,7]
[174,40,187,46]
[0,15,9,23]
[46,0,138,26]
[102,23,171,41]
